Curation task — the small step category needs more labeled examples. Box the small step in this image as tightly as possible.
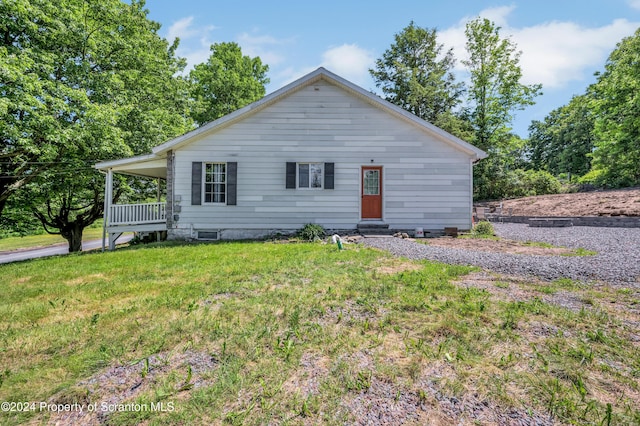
[357,223,389,230]
[357,223,394,236]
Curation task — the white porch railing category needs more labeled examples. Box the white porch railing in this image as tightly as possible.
[109,202,166,226]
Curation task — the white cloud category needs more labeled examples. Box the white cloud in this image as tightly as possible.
[167,17,195,43]
[164,17,217,71]
[272,44,374,91]
[477,5,515,27]
[320,44,375,87]
[628,0,640,10]
[236,32,294,66]
[439,7,640,89]
[516,18,637,88]
[166,19,296,75]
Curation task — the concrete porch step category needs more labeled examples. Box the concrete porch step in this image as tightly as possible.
[357,223,394,236]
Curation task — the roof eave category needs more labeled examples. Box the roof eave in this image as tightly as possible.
[150,66,487,160]
[152,68,329,155]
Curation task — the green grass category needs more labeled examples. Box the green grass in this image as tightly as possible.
[458,233,500,240]
[0,241,638,425]
[0,226,119,252]
[561,247,598,257]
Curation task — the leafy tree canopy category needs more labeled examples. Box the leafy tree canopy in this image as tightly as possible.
[464,18,542,152]
[189,42,269,125]
[526,95,594,180]
[369,21,464,130]
[1,0,192,251]
[589,28,640,187]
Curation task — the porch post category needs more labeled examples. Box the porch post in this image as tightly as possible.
[102,168,113,252]
[166,150,174,230]
[156,177,162,242]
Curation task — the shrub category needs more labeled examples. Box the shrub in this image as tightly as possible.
[297,224,325,241]
[473,220,494,236]
[475,167,562,201]
[525,170,562,195]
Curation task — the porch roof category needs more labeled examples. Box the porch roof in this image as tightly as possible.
[94,153,166,179]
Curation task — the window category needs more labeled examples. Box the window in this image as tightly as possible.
[298,163,323,189]
[204,163,226,203]
[285,162,333,190]
[363,169,380,195]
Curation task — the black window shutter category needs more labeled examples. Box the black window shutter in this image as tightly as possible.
[191,162,202,205]
[324,162,334,189]
[227,162,237,205]
[286,162,296,189]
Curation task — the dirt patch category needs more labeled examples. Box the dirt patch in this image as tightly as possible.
[422,236,578,256]
[282,352,331,397]
[339,371,554,426]
[317,300,388,327]
[454,271,588,312]
[44,349,218,425]
[481,187,640,217]
[375,258,424,274]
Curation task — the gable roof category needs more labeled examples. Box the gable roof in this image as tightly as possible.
[96,67,486,175]
[151,67,487,159]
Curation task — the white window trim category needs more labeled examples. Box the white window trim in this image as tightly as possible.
[203,162,227,204]
[297,162,324,190]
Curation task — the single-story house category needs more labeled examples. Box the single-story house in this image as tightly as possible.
[95,67,486,249]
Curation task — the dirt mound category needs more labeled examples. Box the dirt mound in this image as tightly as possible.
[479,187,640,217]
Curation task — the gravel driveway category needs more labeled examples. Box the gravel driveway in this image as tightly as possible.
[362,223,640,286]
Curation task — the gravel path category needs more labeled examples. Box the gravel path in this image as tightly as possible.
[362,223,640,286]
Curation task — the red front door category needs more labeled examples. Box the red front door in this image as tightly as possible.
[361,166,382,219]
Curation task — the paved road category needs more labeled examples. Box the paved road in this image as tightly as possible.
[0,234,134,264]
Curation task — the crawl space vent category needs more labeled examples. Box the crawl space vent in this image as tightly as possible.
[197,230,219,240]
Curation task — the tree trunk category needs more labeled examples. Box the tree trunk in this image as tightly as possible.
[62,222,84,253]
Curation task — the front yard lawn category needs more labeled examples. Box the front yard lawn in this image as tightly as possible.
[0,241,638,425]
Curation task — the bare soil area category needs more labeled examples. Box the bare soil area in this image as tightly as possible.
[423,236,577,255]
[479,187,640,217]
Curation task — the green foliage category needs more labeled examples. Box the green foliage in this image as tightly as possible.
[475,168,561,200]
[463,18,542,152]
[189,42,269,125]
[589,28,640,187]
[1,0,192,250]
[369,21,465,135]
[463,18,542,199]
[473,220,494,236]
[505,169,562,198]
[577,168,605,186]
[526,95,595,180]
[297,223,325,241]
[0,202,44,238]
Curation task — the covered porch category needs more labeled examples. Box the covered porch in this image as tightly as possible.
[95,153,169,250]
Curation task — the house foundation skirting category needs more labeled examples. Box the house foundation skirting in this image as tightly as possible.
[167,226,453,241]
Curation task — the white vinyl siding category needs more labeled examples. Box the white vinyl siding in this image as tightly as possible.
[172,79,475,233]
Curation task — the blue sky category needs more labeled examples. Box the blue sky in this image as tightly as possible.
[146,1,640,136]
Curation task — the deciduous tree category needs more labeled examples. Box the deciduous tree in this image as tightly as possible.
[464,18,542,199]
[526,95,594,180]
[589,28,640,187]
[189,42,269,125]
[369,22,467,136]
[1,0,192,251]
